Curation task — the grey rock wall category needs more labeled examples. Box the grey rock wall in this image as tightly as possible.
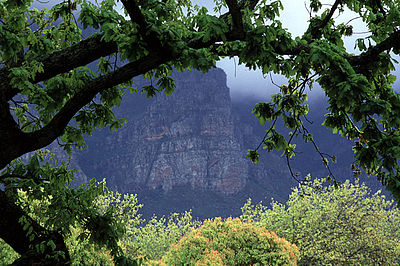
[77,68,286,196]
[36,67,387,219]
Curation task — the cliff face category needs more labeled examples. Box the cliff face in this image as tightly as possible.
[71,67,385,219]
[78,68,280,197]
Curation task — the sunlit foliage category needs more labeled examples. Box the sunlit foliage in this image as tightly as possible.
[2,0,400,263]
[241,178,400,265]
[159,217,299,265]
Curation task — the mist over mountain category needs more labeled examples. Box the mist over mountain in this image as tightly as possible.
[59,67,387,220]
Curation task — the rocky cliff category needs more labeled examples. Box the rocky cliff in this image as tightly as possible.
[77,68,294,198]
[66,67,386,219]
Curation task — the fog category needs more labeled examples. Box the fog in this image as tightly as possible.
[30,0,400,101]
[209,0,400,101]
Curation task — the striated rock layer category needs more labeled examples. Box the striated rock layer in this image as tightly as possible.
[80,68,256,195]
[79,68,294,196]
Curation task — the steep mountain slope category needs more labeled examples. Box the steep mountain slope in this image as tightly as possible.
[71,68,386,219]
[75,68,296,218]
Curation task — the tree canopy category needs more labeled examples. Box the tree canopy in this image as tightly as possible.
[1,0,400,264]
[241,178,400,264]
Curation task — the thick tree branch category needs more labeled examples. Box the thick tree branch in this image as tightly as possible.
[226,0,244,35]
[1,1,262,102]
[1,34,118,101]
[0,35,119,168]
[0,190,70,264]
[120,0,166,53]
[1,52,171,169]
[348,30,400,68]
[0,101,24,168]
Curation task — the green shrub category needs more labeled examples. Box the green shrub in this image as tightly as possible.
[160,217,299,265]
[0,239,20,265]
[65,226,115,266]
[95,191,201,261]
[128,211,201,260]
[241,178,400,265]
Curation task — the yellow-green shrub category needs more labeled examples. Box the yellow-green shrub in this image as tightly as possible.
[127,211,201,260]
[66,226,114,266]
[0,239,20,265]
[160,217,298,265]
[241,178,400,265]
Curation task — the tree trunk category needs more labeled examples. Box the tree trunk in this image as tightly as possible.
[0,190,70,265]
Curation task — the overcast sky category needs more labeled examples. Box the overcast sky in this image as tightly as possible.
[194,1,399,101]
[188,0,365,100]
[31,0,399,100]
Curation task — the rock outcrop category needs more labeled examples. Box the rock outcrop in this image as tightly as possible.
[64,67,384,219]
[77,68,284,197]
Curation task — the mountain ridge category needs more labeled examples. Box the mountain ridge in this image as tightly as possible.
[64,67,386,219]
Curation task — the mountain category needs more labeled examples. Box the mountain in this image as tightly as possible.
[71,68,299,219]
[67,67,386,219]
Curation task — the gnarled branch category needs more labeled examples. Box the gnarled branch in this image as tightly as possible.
[1,34,118,101]
[120,0,166,54]
[0,190,70,264]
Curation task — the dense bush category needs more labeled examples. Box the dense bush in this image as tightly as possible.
[241,178,400,265]
[65,226,114,266]
[95,191,201,260]
[128,211,201,260]
[0,189,117,265]
[159,217,299,265]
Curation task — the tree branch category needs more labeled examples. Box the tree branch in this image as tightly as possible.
[120,0,166,54]
[1,34,118,101]
[226,0,244,35]
[11,52,172,168]
[348,30,400,68]
[1,0,263,102]
[320,0,342,30]
[309,0,342,38]
[0,189,70,264]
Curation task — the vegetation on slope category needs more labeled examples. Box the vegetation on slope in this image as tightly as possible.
[2,0,400,263]
[2,177,399,265]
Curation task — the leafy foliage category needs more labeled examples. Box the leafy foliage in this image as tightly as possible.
[0,150,136,263]
[0,189,116,265]
[65,226,115,266]
[3,176,400,265]
[241,178,400,265]
[128,212,201,261]
[93,190,201,261]
[159,217,299,265]
[2,0,400,263]
[0,238,20,265]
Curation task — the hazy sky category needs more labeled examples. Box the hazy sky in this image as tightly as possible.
[212,0,377,100]
[30,0,399,100]
[194,1,399,101]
